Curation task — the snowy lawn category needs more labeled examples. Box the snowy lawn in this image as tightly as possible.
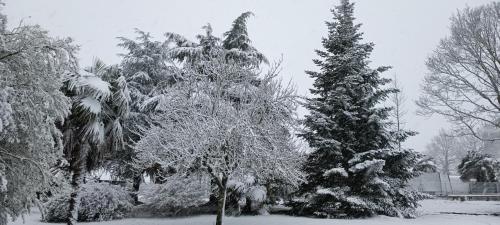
[12,199,500,225]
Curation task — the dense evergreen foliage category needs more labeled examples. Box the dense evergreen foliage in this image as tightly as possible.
[295,0,430,218]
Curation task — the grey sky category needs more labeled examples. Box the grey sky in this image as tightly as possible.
[3,0,493,152]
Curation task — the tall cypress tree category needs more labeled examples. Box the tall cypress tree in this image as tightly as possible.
[296,0,428,218]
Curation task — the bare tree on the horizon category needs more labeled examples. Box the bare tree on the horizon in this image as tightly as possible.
[418,2,500,141]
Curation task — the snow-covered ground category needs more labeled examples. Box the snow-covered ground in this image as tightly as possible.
[11,199,500,225]
[418,199,500,215]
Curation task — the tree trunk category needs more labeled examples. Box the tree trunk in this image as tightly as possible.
[265,182,273,204]
[444,150,450,176]
[132,172,142,204]
[0,192,7,225]
[243,196,252,214]
[67,144,84,225]
[447,172,454,194]
[215,177,228,225]
[34,198,46,221]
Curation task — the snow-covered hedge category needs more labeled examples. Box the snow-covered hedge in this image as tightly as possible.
[149,175,210,209]
[44,181,134,222]
[132,175,212,217]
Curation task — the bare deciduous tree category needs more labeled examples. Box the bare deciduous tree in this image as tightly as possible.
[417,2,500,140]
[135,57,304,225]
[425,130,462,175]
[390,74,408,150]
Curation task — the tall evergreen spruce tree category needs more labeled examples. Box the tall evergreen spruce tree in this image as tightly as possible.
[297,0,429,218]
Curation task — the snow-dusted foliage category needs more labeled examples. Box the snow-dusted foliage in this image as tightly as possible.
[458,151,500,182]
[0,5,77,224]
[127,13,296,225]
[139,175,211,215]
[0,89,13,134]
[107,12,269,203]
[135,55,303,225]
[44,181,133,222]
[225,174,270,215]
[61,59,130,224]
[106,30,180,194]
[117,29,179,114]
[222,12,268,67]
[296,0,432,218]
[166,12,267,68]
[136,59,303,186]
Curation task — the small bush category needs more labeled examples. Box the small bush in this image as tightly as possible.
[44,181,134,222]
[225,175,270,215]
[149,175,210,209]
[132,175,212,217]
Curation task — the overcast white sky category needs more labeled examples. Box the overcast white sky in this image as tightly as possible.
[3,0,493,152]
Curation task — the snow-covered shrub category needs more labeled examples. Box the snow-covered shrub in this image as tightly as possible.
[135,175,212,217]
[44,181,133,222]
[44,196,68,223]
[150,175,210,209]
[458,151,500,182]
[226,175,269,215]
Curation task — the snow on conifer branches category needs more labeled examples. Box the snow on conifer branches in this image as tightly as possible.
[296,0,432,218]
[165,12,267,68]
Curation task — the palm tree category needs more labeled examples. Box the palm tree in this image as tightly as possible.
[61,59,130,225]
